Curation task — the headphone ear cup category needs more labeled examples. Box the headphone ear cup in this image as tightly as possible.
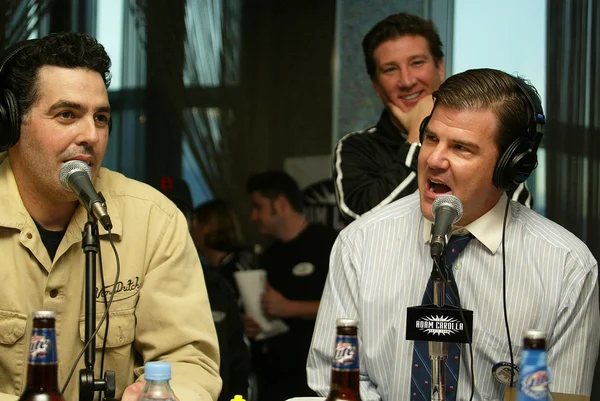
[0,88,20,150]
[493,138,536,191]
[419,116,430,144]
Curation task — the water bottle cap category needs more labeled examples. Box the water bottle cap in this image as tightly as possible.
[144,361,171,381]
[522,329,546,340]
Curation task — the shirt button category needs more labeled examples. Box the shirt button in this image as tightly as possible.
[49,289,59,298]
[26,233,32,239]
[454,263,461,270]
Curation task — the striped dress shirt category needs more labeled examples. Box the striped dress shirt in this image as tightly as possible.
[307,193,599,400]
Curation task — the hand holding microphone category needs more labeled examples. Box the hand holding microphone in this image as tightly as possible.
[58,160,112,230]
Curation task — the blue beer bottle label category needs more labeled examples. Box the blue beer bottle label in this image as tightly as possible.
[332,335,359,370]
[29,328,57,364]
[517,349,548,401]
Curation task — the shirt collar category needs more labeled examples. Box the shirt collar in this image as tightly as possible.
[422,194,509,254]
[0,152,122,237]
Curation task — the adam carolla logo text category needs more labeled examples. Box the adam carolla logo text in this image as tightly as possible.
[416,315,463,336]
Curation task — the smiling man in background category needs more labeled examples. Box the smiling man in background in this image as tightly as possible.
[333,13,532,225]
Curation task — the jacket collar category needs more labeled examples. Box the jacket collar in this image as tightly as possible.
[375,108,408,142]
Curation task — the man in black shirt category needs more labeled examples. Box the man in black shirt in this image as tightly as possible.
[244,170,338,401]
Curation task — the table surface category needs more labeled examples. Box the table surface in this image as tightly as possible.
[503,387,589,401]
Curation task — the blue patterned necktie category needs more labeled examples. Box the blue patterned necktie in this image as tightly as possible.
[410,233,474,400]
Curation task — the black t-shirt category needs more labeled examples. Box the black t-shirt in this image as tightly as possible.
[256,223,338,370]
[34,220,66,261]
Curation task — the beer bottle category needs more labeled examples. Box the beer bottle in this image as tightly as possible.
[325,318,362,401]
[19,310,65,401]
[517,329,549,401]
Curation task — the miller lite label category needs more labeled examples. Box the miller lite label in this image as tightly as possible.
[332,336,359,370]
[28,329,57,364]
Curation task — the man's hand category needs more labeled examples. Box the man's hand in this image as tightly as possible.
[261,283,292,318]
[122,379,180,401]
[243,314,262,338]
[122,381,145,400]
[387,95,435,143]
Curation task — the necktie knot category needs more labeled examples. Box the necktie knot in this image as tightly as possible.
[443,233,473,266]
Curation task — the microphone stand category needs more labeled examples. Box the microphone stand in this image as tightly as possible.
[79,215,116,401]
[429,254,448,401]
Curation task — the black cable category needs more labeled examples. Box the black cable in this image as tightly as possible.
[61,231,121,395]
[501,199,516,387]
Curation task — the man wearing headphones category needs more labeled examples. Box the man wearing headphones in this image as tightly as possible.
[333,13,533,225]
[308,69,599,399]
[0,33,220,400]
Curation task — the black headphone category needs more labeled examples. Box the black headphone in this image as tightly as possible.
[0,39,37,151]
[419,75,545,192]
[0,39,113,151]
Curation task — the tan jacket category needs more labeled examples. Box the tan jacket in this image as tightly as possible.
[0,155,221,400]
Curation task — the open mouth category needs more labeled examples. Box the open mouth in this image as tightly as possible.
[429,180,452,194]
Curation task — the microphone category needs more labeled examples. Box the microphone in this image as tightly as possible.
[430,195,463,259]
[59,160,113,230]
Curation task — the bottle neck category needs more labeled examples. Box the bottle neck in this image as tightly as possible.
[25,326,60,391]
[329,332,360,395]
[25,363,60,391]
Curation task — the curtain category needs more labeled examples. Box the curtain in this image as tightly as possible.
[181,0,241,202]
[546,0,600,258]
[129,0,242,204]
[546,1,600,397]
[2,0,54,45]
[101,0,147,181]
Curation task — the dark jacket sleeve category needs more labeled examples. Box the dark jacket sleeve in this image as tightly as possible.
[333,133,420,224]
[224,288,251,400]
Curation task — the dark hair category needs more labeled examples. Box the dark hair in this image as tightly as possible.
[194,199,244,252]
[362,13,444,78]
[432,68,540,157]
[246,170,303,214]
[2,32,112,123]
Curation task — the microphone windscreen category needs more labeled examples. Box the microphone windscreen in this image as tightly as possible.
[58,160,91,191]
[432,194,463,223]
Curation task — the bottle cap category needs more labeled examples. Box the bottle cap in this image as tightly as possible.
[336,318,358,327]
[522,329,546,340]
[231,396,246,401]
[144,361,171,381]
[33,310,56,319]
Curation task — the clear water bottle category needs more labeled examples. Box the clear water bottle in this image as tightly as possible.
[138,361,178,401]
